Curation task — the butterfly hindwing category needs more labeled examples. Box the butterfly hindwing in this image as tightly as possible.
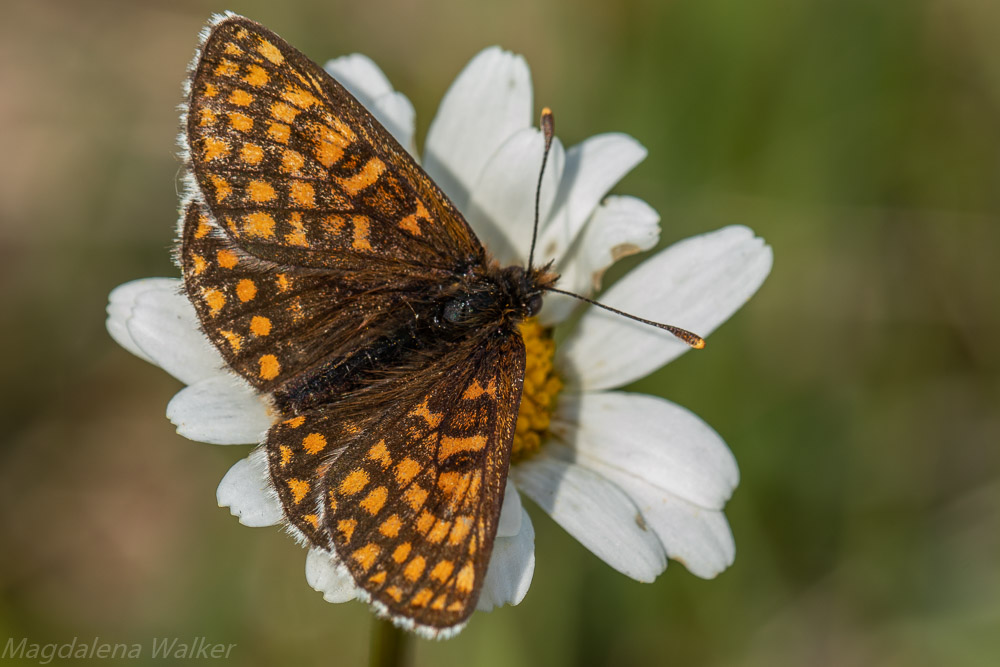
[266,332,526,629]
[180,200,335,390]
[181,199,452,394]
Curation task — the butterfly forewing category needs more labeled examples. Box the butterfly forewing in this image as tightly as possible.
[180,14,539,635]
[185,15,483,272]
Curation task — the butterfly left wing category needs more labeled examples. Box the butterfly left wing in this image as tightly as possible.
[266,331,526,633]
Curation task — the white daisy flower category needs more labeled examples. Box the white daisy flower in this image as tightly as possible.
[106,46,771,633]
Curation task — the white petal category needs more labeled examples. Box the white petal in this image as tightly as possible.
[107,278,177,363]
[512,448,666,581]
[465,128,564,265]
[567,195,661,291]
[305,547,361,603]
[216,449,283,527]
[423,47,532,210]
[116,278,226,386]
[166,376,273,445]
[324,53,395,99]
[535,134,647,269]
[325,54,416,156]
[540,195,660,325]
[496,479,522,538]
[372,92,417,156]
[560,225,773,391]
[603,474,736,579]
[477,507,535,611]
[551,391,738,510]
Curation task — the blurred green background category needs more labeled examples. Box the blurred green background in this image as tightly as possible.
[2,0,998,665]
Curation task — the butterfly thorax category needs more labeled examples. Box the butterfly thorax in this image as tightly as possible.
[438,263,556,332]
[266,262,555,414]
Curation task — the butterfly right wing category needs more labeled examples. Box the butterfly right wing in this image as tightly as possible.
[266,331,526,633]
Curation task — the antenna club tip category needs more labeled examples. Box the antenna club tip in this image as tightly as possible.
[667,325,705,349]
[540,108,555,136]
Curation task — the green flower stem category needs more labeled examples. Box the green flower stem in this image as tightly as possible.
[370,618,410,667]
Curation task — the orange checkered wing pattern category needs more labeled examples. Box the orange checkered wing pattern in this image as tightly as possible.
[177,14,553,636]
[180,199,451,401]
[185,14,481,271]
[266,334,525,631]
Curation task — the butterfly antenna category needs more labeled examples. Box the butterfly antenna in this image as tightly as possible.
[544,286,707,349]
[527,108,556,271]
[529,109,703,350]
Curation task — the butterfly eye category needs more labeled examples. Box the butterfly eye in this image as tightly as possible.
[526,293,543,317]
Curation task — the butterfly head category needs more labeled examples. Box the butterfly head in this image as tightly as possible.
[500,263,557,319]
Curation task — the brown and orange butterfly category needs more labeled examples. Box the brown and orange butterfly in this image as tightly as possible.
[178,13,557,636]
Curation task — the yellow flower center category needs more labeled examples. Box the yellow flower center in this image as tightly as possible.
[512,318,562,461]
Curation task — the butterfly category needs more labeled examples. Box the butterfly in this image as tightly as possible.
[178,13,557,635]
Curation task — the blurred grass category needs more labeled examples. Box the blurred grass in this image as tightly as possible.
[1,0,998,665]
